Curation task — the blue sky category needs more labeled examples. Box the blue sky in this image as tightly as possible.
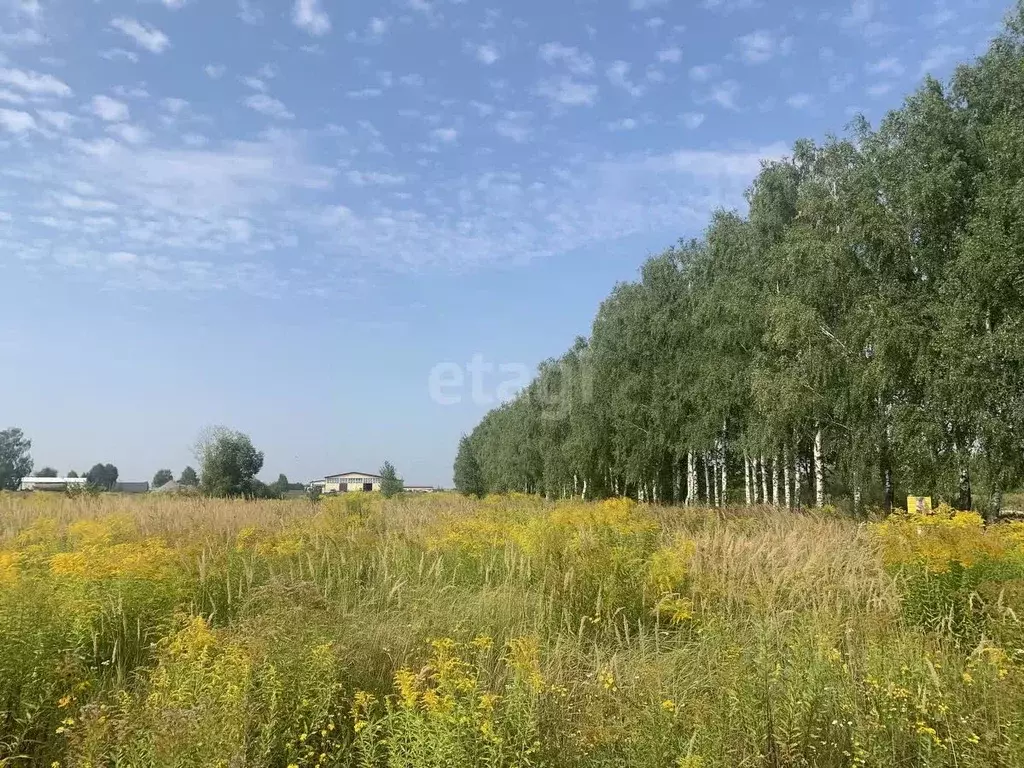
[0,0,1009,486]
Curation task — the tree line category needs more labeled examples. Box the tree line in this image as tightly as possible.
[454,6,1024,517]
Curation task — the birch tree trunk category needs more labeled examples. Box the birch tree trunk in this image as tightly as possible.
[794,450,802,509]
[744,453,752,506]
[686,452,694,506]
[760,454,769,504]
[814,425,824,508]
[713,460,721,507]
[783,445,791,508]
[582,478,587,501]
[704,453,712,506]
[771,456,779,506]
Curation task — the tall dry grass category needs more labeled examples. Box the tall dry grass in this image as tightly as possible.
[1,490,1023,767]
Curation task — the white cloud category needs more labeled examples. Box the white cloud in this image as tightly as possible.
[37,110,75,130]
[736,30,790,63]
[702,0,761,10]
[0,107,34,133]
[628,0,668,9]
[99,48,139,63]
[919,44,964,76]
[161,0,188,8]
[709,80,740,109]
[431,127,459,143]
[866,56,904,76]
[161,97,189,115]
[786,92,812,109]
[90,95,130,122]
[243,76,267,92]
[475,43,500,65]
[0,67,71,97]
[688,64,718,82]
[110,17,170,54]
[536,76,598,107]
[244,93,294,119]
[407,0,432,14]
[538,42,594,75]
[922,3,956,27]
[293,0,331,36]
[108,251,139,265]
[607,117,638,131]
[0,27,45,46]
[657,47,682,63]
[866,82,892,97]
[841,0,875,28]
[0,89,25,104]
[58,194,118,212]
[108,123,149,145]
[399,73,424,87]
[205,64,226,79]
[680,112,705,129]
[346,170,406,186]
[607,61,645,97]
[368,17,389,38]
[347,88,383,99]
[494,111,531,142]
[238,0,264,24]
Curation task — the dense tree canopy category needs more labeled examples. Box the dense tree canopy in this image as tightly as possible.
[178,466,198,487]
[152,469,174,488]
[36,467,58,478]
[455,10,1024,517]
[379,461,404,498]
[86,464,119,491]
[195,427,265,498]
[0,428,33,491]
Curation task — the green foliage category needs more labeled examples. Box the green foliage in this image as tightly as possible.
[0,427,32,490]
[86,462,119,491]
[195,427,265,498]
[178,465,198,487]
[36,466,58,478]
[67,470,78,478]
[152,469,174,488]
[379,460,404,498]
[453,436,485,497]
[457,10,1024,512]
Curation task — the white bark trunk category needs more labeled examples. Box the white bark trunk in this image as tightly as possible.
[720,448,728,508]
[713,460,721,507]
[814,425,824,507]
[794,450,802,509]
[688,452,696,506]
[771,456,779,506]
[760,454,768,504]
[704,452,712,506]
[582,478,587,500]
[783,446,791,508]
[744,453,752,506]
[652,480,658,505]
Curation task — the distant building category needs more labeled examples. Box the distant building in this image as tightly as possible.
[115,482,150,494]
[323,471,381,493]
[312,472,437,494]
[404,485,437,493]
[19,477,88,492]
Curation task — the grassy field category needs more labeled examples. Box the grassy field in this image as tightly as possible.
[2,492,1024,767]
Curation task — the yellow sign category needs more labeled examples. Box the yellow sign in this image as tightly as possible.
[907,496,933,515]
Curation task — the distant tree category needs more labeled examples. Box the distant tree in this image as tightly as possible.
[307,484,323,505]
[453,436,485,497]
[269,473,290,497]
[67,470,78,478]
[86,463,119,491]
[195,427,264,498]
[36,467,58,478]
[0,427,33,490]
[379,461,404,498]
[152,469,174,488]
[178,466,198,487]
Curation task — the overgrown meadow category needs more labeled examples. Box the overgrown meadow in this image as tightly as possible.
[2,491,1024,767]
